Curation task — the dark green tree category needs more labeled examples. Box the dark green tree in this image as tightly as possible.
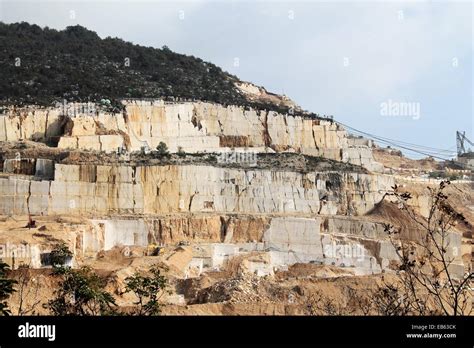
[156,141,170,158]
[48,266,116,316]
[124,266,167,315]
[0,261,17,316]
[49,242,73,269]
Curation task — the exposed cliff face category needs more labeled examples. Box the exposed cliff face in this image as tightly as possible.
[0,211,465,280]
[1,20,471,315]
[0,163,393,217]
[0,109,66,143]
[0,101,382,172]
[9,160,465,277]
[0,157,420,276]
[1,99,470,315]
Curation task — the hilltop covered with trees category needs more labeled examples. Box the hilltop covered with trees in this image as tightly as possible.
[0,22,298,114]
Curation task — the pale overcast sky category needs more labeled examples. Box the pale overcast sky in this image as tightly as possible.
[0,0,472,158]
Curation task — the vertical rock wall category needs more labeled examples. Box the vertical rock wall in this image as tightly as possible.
[0,164,394,216]
[1,101,382,171]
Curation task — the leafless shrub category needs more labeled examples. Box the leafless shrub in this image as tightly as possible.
[377,181,473,316]
[13,264,41,315]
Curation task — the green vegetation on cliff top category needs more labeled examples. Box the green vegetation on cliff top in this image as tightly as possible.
[0,22,297,114]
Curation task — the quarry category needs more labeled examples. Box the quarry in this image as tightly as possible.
[0,99,472,315]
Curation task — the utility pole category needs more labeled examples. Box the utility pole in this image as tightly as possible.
[456,131,474,156]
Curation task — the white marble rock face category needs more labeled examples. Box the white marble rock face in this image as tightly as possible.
[0,163,394,216]
[1,101,465,279]
[2,101,383,171]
